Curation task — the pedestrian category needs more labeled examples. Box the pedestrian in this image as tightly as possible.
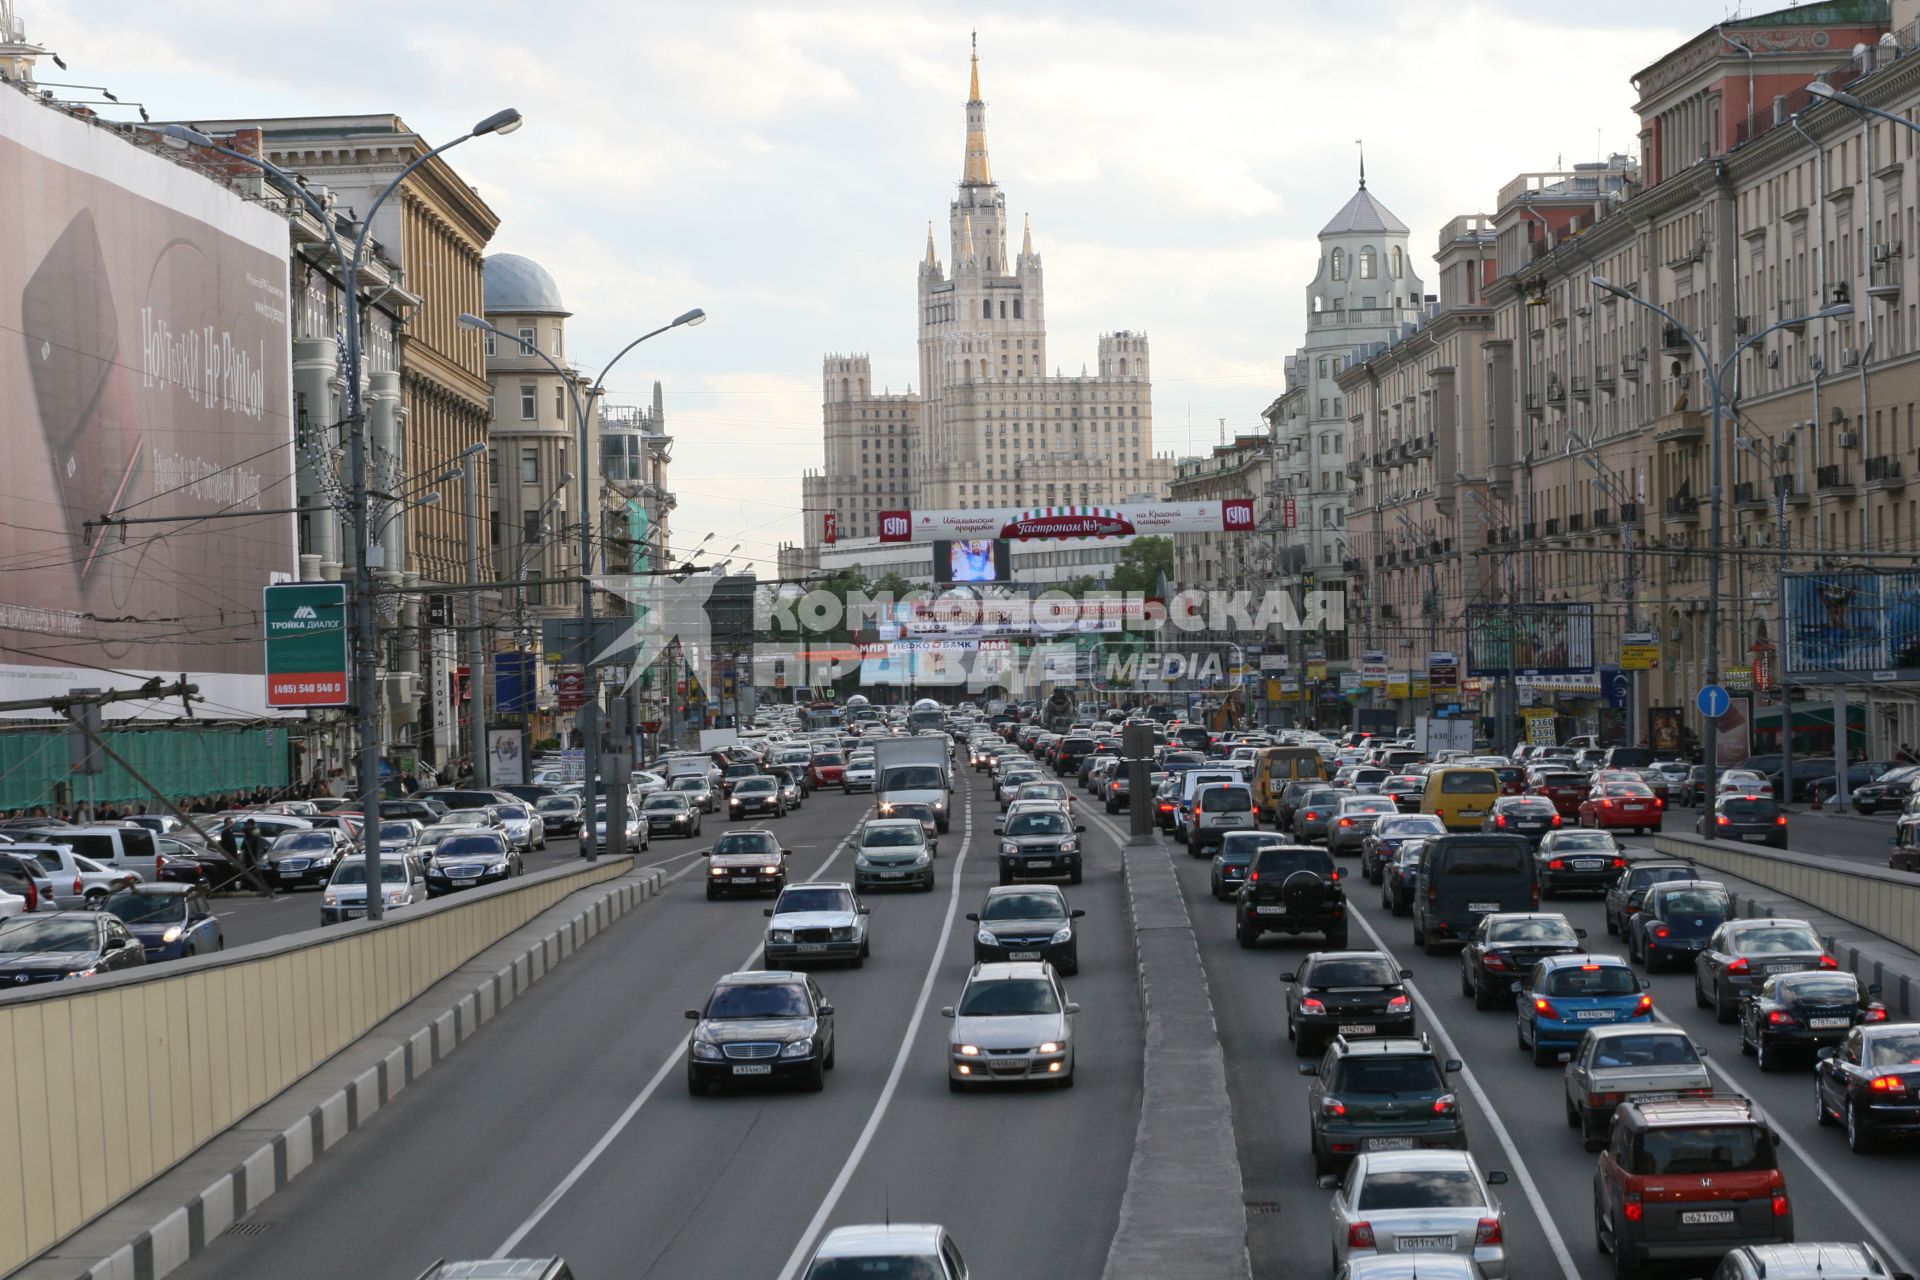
[219,817,238,861]
[241,819,264,873]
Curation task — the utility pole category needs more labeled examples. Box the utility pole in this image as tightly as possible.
[464,451,489,788]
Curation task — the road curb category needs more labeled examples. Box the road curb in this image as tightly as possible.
[1102,832,1251,1280]
[30,864,668,1280]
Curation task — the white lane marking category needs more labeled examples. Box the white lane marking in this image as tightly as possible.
[772,793,974,1280]
[493,811,871,1258]
[1649,1006,1915,1274]
[1344,893,1586,1280]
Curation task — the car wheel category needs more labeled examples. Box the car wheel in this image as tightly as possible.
[861,936,871,959]
[1694,972,1712,1009]
[1815,1076,1836,1127]
[1714,985,1737,1024]
[1324,929,1347,949]
[998,868,1012,887]
[1473,969,1500,1011]
[1605,909,1618,936]
[1739,1019,1755,1056]
[1295,1032,1317,1059]
[948,1076,966,1093]
[1609,1215,1637,1280]
[1422,931,1441,957]
[824,1039,836,1070]
[1517,1019,1531,1054]
[1070,867,1083,885]
[1566,1092,1581,1129]
[1236,921,1256,950]
[84,889,107,910]
[184,946,196,958]
[1532,1032,1557,1068]
[1847,1101,1875,1153]
[1057,1067,1075,1089]
[1459,962,1474,997]
[1756,1035,1779,1073]
[923,874,937,893]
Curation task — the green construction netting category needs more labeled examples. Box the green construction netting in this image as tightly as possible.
[0,726,289,812]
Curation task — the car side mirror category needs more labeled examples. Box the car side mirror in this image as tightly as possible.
[1298,1063,1319,1076]
[1444,1058,1463,1073]
[992,826,1004,836]
[1817,1046,1837,1060]
[1071,909,1085,919]
[1399,969,1414,980]
[1316,1174,1340,1190]
[858,906,870,915]
[1486,1171,1509,1186]
[818,1004,834,1017]
[1869,983,1883,995]
[940,1006,955,1018]
[965,912,980,922]
[1640,978,1651,990]
[1557,1051,1573,1064]
[1281,971,1298,983]
[1065,1002,1081,1014]
[763,908,774,917]
[685,1009,701,1020]
[1575,928,1588,940]
[1509,982,1523,994]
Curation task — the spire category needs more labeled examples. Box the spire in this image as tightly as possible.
[1021,213,1033,258]
[925,221,937,266]
[961,34,993,186]
[962,213,976,262]
[1357,137,1366,189]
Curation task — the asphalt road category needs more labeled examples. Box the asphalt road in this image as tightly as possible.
[171,770,1143,1279]
[1163,818,1920,1280]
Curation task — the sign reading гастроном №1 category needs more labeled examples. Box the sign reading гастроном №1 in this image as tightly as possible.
[263,582,348,707]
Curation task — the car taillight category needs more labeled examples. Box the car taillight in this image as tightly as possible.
[1387,994,1410,1012]
[1870,1073,1905,1091]
[1247,871,1259,883]
[1654,798,1664,809]
[156,855,166,879]
[1322,1096,1346,1117]
[1772,1194,1790,1217]
[1727,958,1750,975]
[1548,859,1565,870]
[1347,1222,1375,1249]
[1483,952,1509,970]
[1635,994,1653,1014]
[23,882,36,912]
[73,876,83,896]
[1818,955,1840,970]
[1865,1004,1889,1022]
[1768,1010,1796,1026]
[1587,1091,1622,1108]
[1717,814,1731,826]
[1612,858,1626,869]
[1623,1194,1644,1222]
[1652,925,1671,939]
[1534,998,1559,1020]
[1776,815,1789,826]
[1601,799,1614,809]
[1301,997,1327,1014]
[1433,1092,1458,1115]
[1552,814,1563,826]
[1305,811,1322,821]
[1475,1218,1502,1246]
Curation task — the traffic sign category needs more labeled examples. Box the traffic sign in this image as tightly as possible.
[1697,684,1731,718]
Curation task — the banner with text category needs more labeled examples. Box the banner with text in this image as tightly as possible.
[876,499,1255,543]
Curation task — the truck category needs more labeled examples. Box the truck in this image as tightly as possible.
[872,734,953,833]
[907,697,946,735]
[1414,716,1474,758]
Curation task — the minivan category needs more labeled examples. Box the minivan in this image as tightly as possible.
[1254,746,1327,822]
[1410,833,1538,955]
[1420,766,1504,831]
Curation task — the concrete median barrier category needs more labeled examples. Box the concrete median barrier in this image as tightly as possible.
[0,857,633,1278]
[1654,832,1920,957]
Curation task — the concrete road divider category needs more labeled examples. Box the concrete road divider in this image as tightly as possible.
[0,857,637,1280]
[1655,831,1920,958]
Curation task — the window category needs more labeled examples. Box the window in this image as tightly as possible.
[1392,246,1404,277]
[983,299,993,319]
[1013,298,1023,319]
[516,326,535,355]
[520,447,539,485]
[555,385,565,422]
[552,326,562,357]
[522,509,542,543]
[1360,247,1377,279]
[519,384,536,421]
[484,331,495,357]
[488,449,499,491]
[1331,249,1345,281]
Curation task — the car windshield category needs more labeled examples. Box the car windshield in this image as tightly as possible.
[438,835,502,856]
[714,835,777,856]
[1438,841,1530,876]
[803,1259,946,1280]
[1006,812,1070,836]
[1633,1126,1775,1175]
[275,832,333,851]
[982,891,1063,921]
[1545,965,1639,996]
[887,767,944,789]
[1591,1033,1700,1069]
[1775,974,1859,1004]
[1542,773,1588,788]
[495,806,529,820]
[1868,1032,1920,1066]
[1201,788,1252,812]
[1252,848,1333,879]
[1552,833,1615,850]
[1504,799,1557,814]
[1487,919,1576,944]
[1345,798,1398,814]
[1721,798,1780,820]
[1659,889,1728,915]
[645,796,686,810]
[331,862,409,885]
[812,754,845,767]
[0,918,97,952]
[378,822,415,840]
[1019,783,1066,799]
[1356,1169,1484,1211]
[1336,1056,1443,1094]
[863,826,923,847]
[706,983,810,1019]
[958,977,1060,1016]
[1304,790,1347,807]
[777,888,853,914]
[668,781,704,794]
[104,892,187,925]
[1306,957,1399,987]
[1730,926,1822,954]
[1440,772,1499,795]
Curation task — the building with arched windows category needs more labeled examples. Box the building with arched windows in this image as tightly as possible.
[800,42,1173,557]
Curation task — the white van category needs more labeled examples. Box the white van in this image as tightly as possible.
[1173,769,1242,844]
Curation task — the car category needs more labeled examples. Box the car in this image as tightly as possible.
[1410,834,1538,956]
[492,803,547,852]
[1457,913,1585,1010]
[1379,841,1428,917]
[1104,766,1163,815]
[729,775,787,819]
[843,753,877,792]
[1235,842,1348,949]
[882,801,941,851]
[1332,1258,1486,1280]
[1710,1243,1913,1280]
[101,883,223,961]
[376,819,424,856]
[1532,829,1625,897]
[997,767,1042,809]
[1185,781,1258,851]
[1212,830,1285,899]
[763,881,870,968]
[1480,795,1561,844]
[1300,1035,1466,1173]
[686,970,835,1094]
[1578,781,1664,834]
[1513,954,1651,1066]
[262,827,355,889]
[666,777,716,815]
[588,803,648,854]
[1740,970,1887,1071]
[412,1260,575,1280]
[1360,814,1446,885]
[1699,794,1789,846]
[641,792,702,839]
[1014,779,1075,813]
[1561,1024,1712,1151]
[423,831,520,896]
[1603,859,1697,936]
[1815,1022,1920,1151]
[1528,769,1594,819]
[1626,879,1731,970]
[0,910,146,983]
[968,884,1083,973]
[322,854,427,923]
[705,829,789,899]
[943,961,1077,1090]
[1850,764,1920,815]
[995,805,1084,886]
[4,843,138,910]
[1295,787,1358,843]
[770,766,807,811]
[853,818,936,893]
[805,751,847,791]
[1152,777,1184,831]
[1378,775,1426,815]
[1718,768,1775,799]
[1595,1097,1791,1273]
[800,1224,970,1280]
[1320,1150,1511,1278]
[1284,950,1415,1057]
[1275,777,1324,831]
[1328,795,1402,857]
[1694,917,1834,1023]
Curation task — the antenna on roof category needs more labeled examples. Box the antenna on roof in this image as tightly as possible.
[1355,137,1366,189]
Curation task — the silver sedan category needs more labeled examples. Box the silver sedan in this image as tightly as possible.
[1321,1150,1510,1278]
[1327,796,1401,856]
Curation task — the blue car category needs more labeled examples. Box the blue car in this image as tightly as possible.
[1513,953,1649,1066]
[102,883,224,962]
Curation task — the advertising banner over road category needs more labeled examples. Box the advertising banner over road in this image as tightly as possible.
[876,499,1254,542]
[1783,570,1920,679]
[1464,603,1597,676]
[0,92,295,716]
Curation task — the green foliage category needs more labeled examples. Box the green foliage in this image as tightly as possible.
[1109,536,1173,596]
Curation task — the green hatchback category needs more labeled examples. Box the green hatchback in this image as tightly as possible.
[1299,1035,1466,1174]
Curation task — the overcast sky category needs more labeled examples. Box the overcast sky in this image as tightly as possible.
[38,0,1767,575]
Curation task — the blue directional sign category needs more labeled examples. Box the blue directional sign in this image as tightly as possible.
[1697,684,1731,719]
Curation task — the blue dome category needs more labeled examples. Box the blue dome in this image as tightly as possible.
[484,253,569,317]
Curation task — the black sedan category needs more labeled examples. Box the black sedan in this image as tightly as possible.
[263,828,355,889]
[641,793,702,839]
[1283,950,1414,1057]
[1850,765,1920,815]
[1741,971,1886,1071]
[424,832,521,896]
[1698,794,1788,847]
[1627,879,1730,970]
[1603,859,1697,936]
[0,911,146,984]
[1481,795,1562,844]
[1816,1022,1920,1151]
[535,795,583,836]
[1360,814,1446,885]
[1153,779,1183,832]
[968,885,1083,974]
[1457,912,1584,1010]
[728,776,787,819]
[686,970,835,1094]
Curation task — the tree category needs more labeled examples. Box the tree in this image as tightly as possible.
[1109,536,1173,596]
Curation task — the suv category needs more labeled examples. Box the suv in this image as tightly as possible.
[1299,1035,1465,1173]
[1709,1243,1911,1280]
[1235,844,1348,949]
[1595,1097,1792,1275]
[1053,736,1097,776]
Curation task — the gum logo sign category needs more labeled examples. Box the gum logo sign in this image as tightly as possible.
[879,511,910,540]
[264,582,348,707]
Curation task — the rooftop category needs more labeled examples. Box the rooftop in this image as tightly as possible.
[1320,184,1409,238]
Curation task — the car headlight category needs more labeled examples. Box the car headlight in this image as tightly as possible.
[1038,1041,1064,1055]
[384,891,407,905]
[762,865,781,875]
[955,1043,981,1057]
[854,853,873,868]
[67,966,101,978]
[780,1038,814,1058]
[976,928,997,946]
[1050,926,1074,945]
[1061,839,1078,853]
[769,929,794,943]
[322,892,338,906]
[161,924,184,943]
[709,866,725,877]
[691,1039,723,1061]
[912,851,932,866]
[1001,842,1019,855]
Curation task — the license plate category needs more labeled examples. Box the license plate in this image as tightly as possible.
[1339,1024,1377,1034]
[1681,1210,1734,1225]
[1257,905,1286,915]
[1397,1236,1454,1251]
[1765,964,1798,974]
[1468,902,1500,912]
[1367,1137,1416,1150]
[1633,1092,1677,1102]
[731,1064,773,1076]
[731,877,757,884]
[1575,859,1603,869]
[797,943,826,953]
[1743,833,1771,842]
[880,872,906,879]
[452,878,476,887]
[1811,1017,1850,1029]
[1026,859,1053,869]
[1009,951,1041,960]
[1575,1010,1614,1020]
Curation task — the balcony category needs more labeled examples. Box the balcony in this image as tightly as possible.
[1567,512,1586,534]
[1591,507,1610,528]
[1776,474,1809,507]
[1778,299,1806,334]
[1661,323,1693,356]
[1816,463,1855,497]
[1621,360,1643,383]
[1593,365,1615,391]
[1651,409,1706,444]
[1733,480,1765,511]
[1524,391,1545,419]
[1371,452,1390,471]
[1346,458,1364,480]
[1545,379,1567,405]
[1664,495,1701,522]
[1406,433,1434,459]
[1343,556,1365,574]
[1570,375,1591,401]
[1866,455,1907,489]
[1522,521,1538,540]
[1617,501,1643,525]
[1544,517,1563,537]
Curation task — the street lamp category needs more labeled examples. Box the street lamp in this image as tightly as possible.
[457,307,704,857]
[1589,275,1850,836]
[164,108,521,914]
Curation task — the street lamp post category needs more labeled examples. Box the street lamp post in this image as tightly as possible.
[458,308,704,859]
[165,108,522,915]
[1589,275,1849,837]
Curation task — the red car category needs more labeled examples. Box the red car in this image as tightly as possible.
[1491,765,1528,796]
[1578,782,1663,834]
[1529,770,1591,818]
[807,752,847,790]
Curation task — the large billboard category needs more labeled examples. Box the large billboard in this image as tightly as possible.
[878,500,1254,542]
[1465,603,1597,677]
[0,93,294,717]
[1783,570,1920,679]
